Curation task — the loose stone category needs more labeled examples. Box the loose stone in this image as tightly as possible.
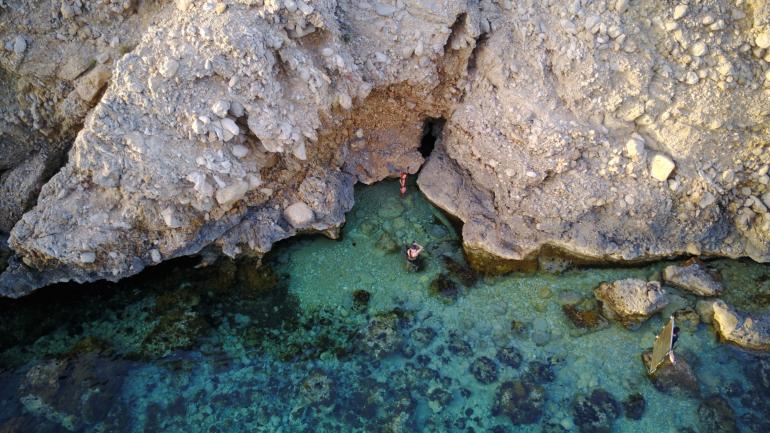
[673,4,688,20]
[231,144,249,158]
[79,251,96,264]
[149,249,162,263]
[650,154,676,181]
[13,36,26,55]
[215,180,249,206]
[212,100,230,118]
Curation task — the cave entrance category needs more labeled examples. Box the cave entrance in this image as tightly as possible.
[420,117,445,158]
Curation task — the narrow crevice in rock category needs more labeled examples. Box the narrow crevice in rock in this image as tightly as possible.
[466,31,488,74]
[420,117,445,159]
[444,13,468,52]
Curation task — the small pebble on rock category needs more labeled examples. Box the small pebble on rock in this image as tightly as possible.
[13,36,26,55]
[212,100,230,118]
[149,249,162,263]
[650,154,676,181]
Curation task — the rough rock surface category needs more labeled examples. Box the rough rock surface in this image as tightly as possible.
[418,0,770,271]
[641,349,700,398]
[0,0,471,296]
[594,279,668,327]
[662,259,724,296]
[3,0,770,295]
[0,0,168,233]
[711,299,770,350]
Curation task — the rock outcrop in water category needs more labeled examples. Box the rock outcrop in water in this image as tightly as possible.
[594,278,668,328]
[2,0,770,295]
[711,299,770,350]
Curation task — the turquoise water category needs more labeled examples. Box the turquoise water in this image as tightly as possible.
[1,180,769,433]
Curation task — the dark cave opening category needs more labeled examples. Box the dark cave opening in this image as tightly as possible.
[420,117,445,158]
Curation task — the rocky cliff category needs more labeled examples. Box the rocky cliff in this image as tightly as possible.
[1,0,770,297]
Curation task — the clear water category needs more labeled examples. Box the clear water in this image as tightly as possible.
[1,180,769,433]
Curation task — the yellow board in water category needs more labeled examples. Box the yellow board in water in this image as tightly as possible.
[649,316,675,375]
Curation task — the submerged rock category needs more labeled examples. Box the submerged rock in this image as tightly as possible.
[697,395,739,433]
[492,379,545,425]
[469,356,498,384]
[594,279,668,328]
[299,369,335,407]
[496,345,523,369]
[711,300,770,350]
[363,312,404,358]
[572,389,620,433]
[562,297,609,332]
[447,331,472,357]
[622,393,646,420]
[662,260,725,296]
[641,349,700,398]
[410,327,437,348]
[429,274,461,303]
[351,289,371,313]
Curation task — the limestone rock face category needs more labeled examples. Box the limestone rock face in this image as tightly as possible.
[418,0,770,270]
[594,279,668,328]
[662,260,725,296]
[0,0,168,233]
[3,0,770,296]
[1,0,472,296]
[712,300,770,351]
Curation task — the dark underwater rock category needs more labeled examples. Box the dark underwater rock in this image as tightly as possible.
[442,255,477,287]
[447,331,472,357]
[469,356,498,384]
[410,327,437,347]
[697,395,738,433]
[562,297,608,332]
[363,312,404,358]
[641,349,700,398]
[299,369,335,406]
[429,274,461,302]
[622,393,646,420]
[427,386,453,413]
[496,345,523,369]
[140,309,209,358]
[492,379,545,425]
[352,289,371,313]
[526,360,557,384]
[572,389,620,433]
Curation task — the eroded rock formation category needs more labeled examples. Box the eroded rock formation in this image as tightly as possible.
[2,0,770,296]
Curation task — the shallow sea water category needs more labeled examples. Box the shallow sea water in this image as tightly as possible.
[1,180,769,433]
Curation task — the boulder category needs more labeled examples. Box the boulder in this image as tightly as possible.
[650,154,676,181]
[662,260,724,296]
[283,202,315,228]
[711,300,770,351]
[642,349,700,398]
[594,279,668,328]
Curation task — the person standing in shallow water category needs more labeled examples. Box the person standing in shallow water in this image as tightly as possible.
[399,172,407,196]
[405,241,424,271]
